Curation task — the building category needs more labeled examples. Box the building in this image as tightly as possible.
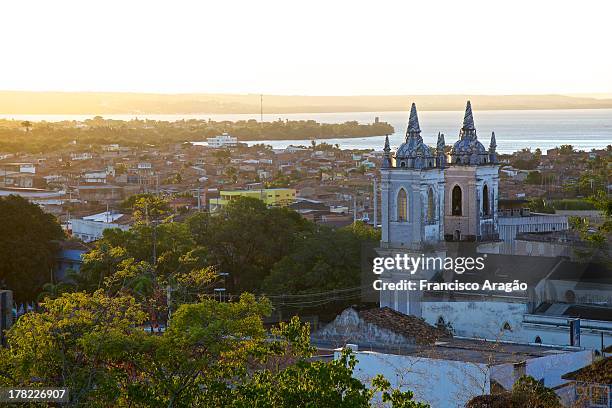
[486,199,569,254]
[55,240,89,281]
[207,133,238,148]
[315,307,592,408]
[77,185,124,203]
[377,101,611,351]
[71,211,131,242]
[209,188,296,210]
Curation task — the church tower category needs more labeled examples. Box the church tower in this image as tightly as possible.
[378,103,446,316]
[380,103,445,248]
[444,101,499,241]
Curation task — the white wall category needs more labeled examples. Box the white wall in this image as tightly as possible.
[343,350,490,408]
[422,301,612,351]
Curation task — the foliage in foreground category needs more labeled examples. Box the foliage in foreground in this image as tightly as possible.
[0,195,65,301]
[466,375,561,408]
[0,291,426,407]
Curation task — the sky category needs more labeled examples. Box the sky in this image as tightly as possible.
[2,0,611,95]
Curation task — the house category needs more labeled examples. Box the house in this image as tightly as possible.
[71,211,131,242]
[55,240,89,281]
[70,152,93,161]
[209,188,296,210]
[316,308,592,408]
[77,185,124,203]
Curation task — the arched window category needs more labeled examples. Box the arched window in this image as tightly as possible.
[534,336,542,344]
[397,188,408,221]
[452,185,462,216]
[483,184,490,216]
[427,188,435,223]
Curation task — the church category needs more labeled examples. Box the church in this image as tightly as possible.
[380,100,499,248]
[377,102,612,351]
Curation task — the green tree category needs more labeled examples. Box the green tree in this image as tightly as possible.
[0,195,65,301]
[0,292,424,407]
[188,197,312,292]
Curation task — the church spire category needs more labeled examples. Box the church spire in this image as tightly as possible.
[382,134,392,168]
[436,132,446,168]
[406,103,422,142]
[489,131,497,150]
[460,100,477,140]
[488,131,497,164]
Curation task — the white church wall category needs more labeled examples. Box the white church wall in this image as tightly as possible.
[422,301,527,341]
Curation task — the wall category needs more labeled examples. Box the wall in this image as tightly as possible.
[422,301,612,351]
[71,219,129,243]
[489,349,592,390]
[422,301,527,341]
[342,350,490,408]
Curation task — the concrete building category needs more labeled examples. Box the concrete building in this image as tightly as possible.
[207,133,238,148]
[71,211,131,242]
[209,188,296,210]
[315,307,592,408]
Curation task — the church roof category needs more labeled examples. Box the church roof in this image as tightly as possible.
[450,100,490,165]
[394,103,435,166]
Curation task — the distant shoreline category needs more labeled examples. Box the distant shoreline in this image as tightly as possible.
[3,106,612,116]
[2,91,612,115]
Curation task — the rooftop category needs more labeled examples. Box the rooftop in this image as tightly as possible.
[321,337,583,365]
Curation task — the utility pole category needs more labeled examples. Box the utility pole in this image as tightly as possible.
[260,94,263,122]
[353,195,357,224]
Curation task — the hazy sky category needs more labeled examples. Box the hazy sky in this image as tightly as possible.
[2,0,611,95]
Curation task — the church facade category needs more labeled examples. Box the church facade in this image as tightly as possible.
[380,100,499,248]
[377,101,499,317]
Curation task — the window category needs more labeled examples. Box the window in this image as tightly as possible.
[397,188,408,221]
[452,185,462,216]
[483,184,490,216]
[427,188,435,223]
[534,336,542,344]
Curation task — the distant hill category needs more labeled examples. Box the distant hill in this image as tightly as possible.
[2,91,612,114]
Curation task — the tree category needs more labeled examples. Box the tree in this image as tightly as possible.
[466,375,561,408]
[0,292,424,407]
[0,195,65,301]
[20,120,32,132]
[262,222,380,313]
[0,291,147,406]
[187,197,312,292]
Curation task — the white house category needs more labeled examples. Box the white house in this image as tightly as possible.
[71,211,131,242]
